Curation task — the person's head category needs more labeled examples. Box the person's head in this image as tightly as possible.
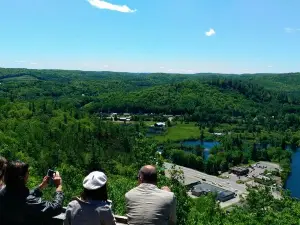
[0,156,7,184]
[137,165,157,185]
[81,171,108,201]
[4,160,29,188]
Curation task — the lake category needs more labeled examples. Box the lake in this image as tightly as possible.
[286,150,300,199]
[182,140,299,198]
[182,140,220,159]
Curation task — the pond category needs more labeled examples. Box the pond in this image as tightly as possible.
[182,140,220,159]
[146,127,165,137]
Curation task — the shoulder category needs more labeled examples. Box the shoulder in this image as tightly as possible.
[125,187,139,198]
[94,201,114,218]
[158,189,175,197]
[0,186,6,196]
[156,189,176,201]
[97,202,113,212]
[66,199,80,211]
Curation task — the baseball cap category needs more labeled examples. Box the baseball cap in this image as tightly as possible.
[83,171,107,190]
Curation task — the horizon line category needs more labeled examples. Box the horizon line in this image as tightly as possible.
[0,67,299,75]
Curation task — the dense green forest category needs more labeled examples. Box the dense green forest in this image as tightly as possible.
[0,68,300,224]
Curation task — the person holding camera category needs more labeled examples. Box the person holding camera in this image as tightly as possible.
[0,160,64,225]
[0,156,7,191]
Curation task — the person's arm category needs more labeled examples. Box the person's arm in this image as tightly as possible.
[169,194,177,225]
[38,191,64,215]
[161,187,176,225]
[29,176,50,197]
[27,171,64,219]
[30,187,43,197]
[41,171,64,215]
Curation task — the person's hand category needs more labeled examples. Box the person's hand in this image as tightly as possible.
[38,176,50,190]
[53,171,63,192]
[161,186,171,192]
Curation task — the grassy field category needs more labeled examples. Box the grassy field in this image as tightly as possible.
[110,120,217,142]
[152,122,200,142]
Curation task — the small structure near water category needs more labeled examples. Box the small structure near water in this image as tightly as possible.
[230,167,249,176]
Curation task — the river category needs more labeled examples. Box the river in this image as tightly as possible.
[182,140,299,198]
[285,150,300,198]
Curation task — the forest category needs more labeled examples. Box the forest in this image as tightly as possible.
[0,67,300,224]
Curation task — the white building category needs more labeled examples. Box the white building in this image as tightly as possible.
[154,122,166,127]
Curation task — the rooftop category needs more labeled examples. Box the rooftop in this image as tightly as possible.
[231,167,249,172]
[193,182,227,193]
[155,122,166,126]
[191,182,235,201]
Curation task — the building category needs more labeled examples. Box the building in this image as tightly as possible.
[217,191,236,202]
[119,117,131,122]
[230,167,249,176]
[154,122,166,127]
[191,183,211,197]
[191,182,235,202]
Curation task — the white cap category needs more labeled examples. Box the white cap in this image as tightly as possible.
[83,171,107,190]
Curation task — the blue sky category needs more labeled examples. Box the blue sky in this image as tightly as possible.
[0,0,299,73]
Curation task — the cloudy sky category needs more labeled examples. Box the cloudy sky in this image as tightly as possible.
[0,0,299,74]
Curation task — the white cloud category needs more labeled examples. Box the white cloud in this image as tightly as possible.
[205,28,216,37]
[159,66,165,69]
[167,69,173,72]
[30,62,38,65]
[285,27,300,33]
[268,65,273,68]
[87,0,136,13]
[103,65,109,68]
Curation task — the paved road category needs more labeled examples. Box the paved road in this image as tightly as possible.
[164,162,247,196]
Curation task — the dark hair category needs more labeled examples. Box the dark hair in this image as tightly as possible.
[0,156,7,181]
[80,184,108,201]
[139,166,157,184]
[4,160,29,188]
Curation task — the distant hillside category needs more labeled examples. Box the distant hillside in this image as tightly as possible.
[84,80,259,121]
[1,68,300,114]
[242,73,300,92]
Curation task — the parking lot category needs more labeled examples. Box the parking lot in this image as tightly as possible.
[221,161,281,182]
[164,162,247,208]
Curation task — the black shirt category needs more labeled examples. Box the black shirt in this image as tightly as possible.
[0,186,64,225]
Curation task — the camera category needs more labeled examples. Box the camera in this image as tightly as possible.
[47,169,55,178]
